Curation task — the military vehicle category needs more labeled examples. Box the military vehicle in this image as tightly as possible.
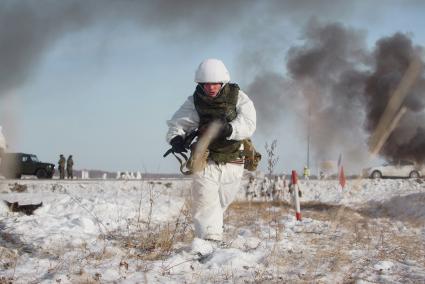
[0,153,55,179]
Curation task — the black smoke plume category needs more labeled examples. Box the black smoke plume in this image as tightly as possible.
[365,33,425,162]
[284,21,425,164]
[0,1,94,96]
[283,21,371,165]
[0,0,250,97]
[0,0,371,98]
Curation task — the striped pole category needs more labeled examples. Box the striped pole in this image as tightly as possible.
[291,170,302,221]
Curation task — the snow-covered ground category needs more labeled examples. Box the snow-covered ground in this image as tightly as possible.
[0,177,424,283]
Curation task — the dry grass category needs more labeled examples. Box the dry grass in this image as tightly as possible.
[67,271,102,284]
[225,200,425,282]
[110,200,194,262]
[228,201,290,224]
[9,183,27,193]
[0,245,18,281]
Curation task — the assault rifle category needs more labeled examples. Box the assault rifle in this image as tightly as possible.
[163,130,199,175]
[163,130,198,158]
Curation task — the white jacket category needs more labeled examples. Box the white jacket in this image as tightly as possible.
[166,89,256,142]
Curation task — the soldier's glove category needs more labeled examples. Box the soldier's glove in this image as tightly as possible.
[170,135,187,154]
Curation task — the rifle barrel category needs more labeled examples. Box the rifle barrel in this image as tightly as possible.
[163,149,173,158]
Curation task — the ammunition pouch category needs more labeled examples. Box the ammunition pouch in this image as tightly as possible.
[242,139,261,171]
[208,142,243,164]
[169,138,261,175]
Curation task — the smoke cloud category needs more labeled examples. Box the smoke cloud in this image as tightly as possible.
[1,0,374,98]
[365,33,425,162]
[0,1,95,96]
[0,0,252,97]
[285,21,371,165]
[249,19,425,166]
[2,1,425,168]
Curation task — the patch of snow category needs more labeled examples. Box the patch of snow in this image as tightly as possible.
[0,178,424,283]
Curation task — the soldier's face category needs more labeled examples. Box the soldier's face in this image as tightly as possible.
[202,83,222,97]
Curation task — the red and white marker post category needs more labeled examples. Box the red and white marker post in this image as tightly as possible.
[291,170,302,221]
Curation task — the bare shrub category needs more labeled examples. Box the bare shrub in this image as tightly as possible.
[0,275,14,284]
[264,139,279,179]
[227,201,290,242]
[0,245,18,280]
[9,183,27,193]
[115,199,193,262]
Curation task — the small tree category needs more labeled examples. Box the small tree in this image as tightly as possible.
[265,139,279,179]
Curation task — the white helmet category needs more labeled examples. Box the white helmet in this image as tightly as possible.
[194,58,230,84]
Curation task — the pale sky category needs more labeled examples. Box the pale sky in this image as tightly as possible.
[1,1,424,174]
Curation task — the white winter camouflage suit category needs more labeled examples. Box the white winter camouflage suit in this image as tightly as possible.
[166,87,256,241]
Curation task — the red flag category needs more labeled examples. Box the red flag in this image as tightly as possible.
[339,166,346,189]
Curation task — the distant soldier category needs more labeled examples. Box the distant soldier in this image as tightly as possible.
[66,155,74,179]
[303,166,310,180]
[58,154,65,179]
[272,175,284,201]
